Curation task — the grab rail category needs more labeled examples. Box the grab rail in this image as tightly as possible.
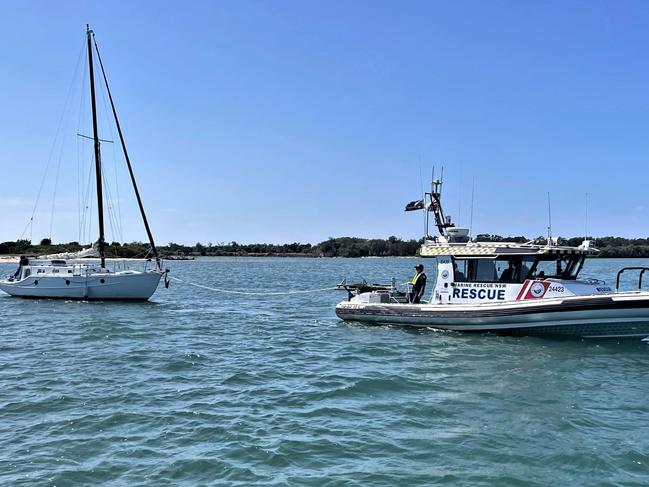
[615,267,649,291]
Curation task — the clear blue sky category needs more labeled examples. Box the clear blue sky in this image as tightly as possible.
[1,0,648,245]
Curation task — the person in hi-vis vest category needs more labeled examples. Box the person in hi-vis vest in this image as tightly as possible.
[410,264,427,304]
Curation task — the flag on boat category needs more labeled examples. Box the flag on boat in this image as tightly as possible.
[405,199,425,211]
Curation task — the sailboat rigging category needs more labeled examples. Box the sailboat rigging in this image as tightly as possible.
[91,29,161,269]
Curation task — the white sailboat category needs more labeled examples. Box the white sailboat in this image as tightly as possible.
[0,26,168,301]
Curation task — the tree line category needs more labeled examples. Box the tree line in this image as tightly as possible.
[0,237,421,258]
[2,235,649,258]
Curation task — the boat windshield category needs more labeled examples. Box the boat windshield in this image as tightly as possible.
[527,254,584,280]
[453,254,584,283]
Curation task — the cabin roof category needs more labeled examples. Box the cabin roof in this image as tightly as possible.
[420,241,598,257]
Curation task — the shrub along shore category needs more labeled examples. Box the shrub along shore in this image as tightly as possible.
[1,235,649,259]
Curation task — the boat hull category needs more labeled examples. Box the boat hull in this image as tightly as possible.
[0,271,162,301]
[335,293,649,338]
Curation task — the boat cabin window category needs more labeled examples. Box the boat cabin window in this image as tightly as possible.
[495,256,535,283]
[453,254,584,283]
[454,256,534,283]
[454,259,495,282]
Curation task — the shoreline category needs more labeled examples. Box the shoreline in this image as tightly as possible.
[4,236,649,259]
[1,254,647,264]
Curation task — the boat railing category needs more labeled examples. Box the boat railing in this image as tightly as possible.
[615,267,649,292]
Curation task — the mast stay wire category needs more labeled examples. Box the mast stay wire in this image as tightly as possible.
[96,61,124,242]
[48,106,73,241]
[77,42,123,246]
[101,161,120,244]
[87,175,94,245]
[92,33,160,264]
[80,155,95,244]
[76,49,88,243]
[49,43,88,241]
[20,39,86,242]
[79,154,91,242]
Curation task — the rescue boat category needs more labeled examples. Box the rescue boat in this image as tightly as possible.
[335,177,649,338]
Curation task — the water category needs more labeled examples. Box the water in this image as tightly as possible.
[1,257,649,486]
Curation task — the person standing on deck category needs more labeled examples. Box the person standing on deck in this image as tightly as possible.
[410,264,427,304]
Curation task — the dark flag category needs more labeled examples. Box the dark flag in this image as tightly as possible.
[405,199,425,211]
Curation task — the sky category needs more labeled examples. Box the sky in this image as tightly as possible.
[1,0,649,245]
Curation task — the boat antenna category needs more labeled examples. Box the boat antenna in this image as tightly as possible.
[585,192,589,240]
[547,191,553,246]
[418,159,424,200]
[87,24,106,268]
[430,165,435,194]
[469,177,475,239]
[457,161,463,226]
[92,29,161,268]
[419,161,426,237]
[424,164,435,239]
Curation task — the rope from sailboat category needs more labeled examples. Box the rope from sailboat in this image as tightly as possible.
[169,276,338,295]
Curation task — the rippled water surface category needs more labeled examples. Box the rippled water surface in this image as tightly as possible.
[1,257,649,486]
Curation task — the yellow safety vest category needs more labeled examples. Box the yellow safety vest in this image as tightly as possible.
[411,271,422,285]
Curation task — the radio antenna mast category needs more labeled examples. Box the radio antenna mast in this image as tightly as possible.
[419,159,424,200]
[431,165,435,193]
[469,178,475,239]
[585,192,589,240]
[457,162,463,226]
[419,161,426,236]
[547,192,553,246]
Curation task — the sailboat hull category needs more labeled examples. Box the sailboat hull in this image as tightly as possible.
[0,271,162,301]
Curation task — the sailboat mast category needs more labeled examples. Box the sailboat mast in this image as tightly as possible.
[87,25,106,268]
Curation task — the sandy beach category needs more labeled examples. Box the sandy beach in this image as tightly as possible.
[0,256,18,263]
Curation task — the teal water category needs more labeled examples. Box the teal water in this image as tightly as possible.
[1,257,649,486]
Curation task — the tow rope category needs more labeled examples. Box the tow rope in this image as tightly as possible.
[169,276,338,296]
